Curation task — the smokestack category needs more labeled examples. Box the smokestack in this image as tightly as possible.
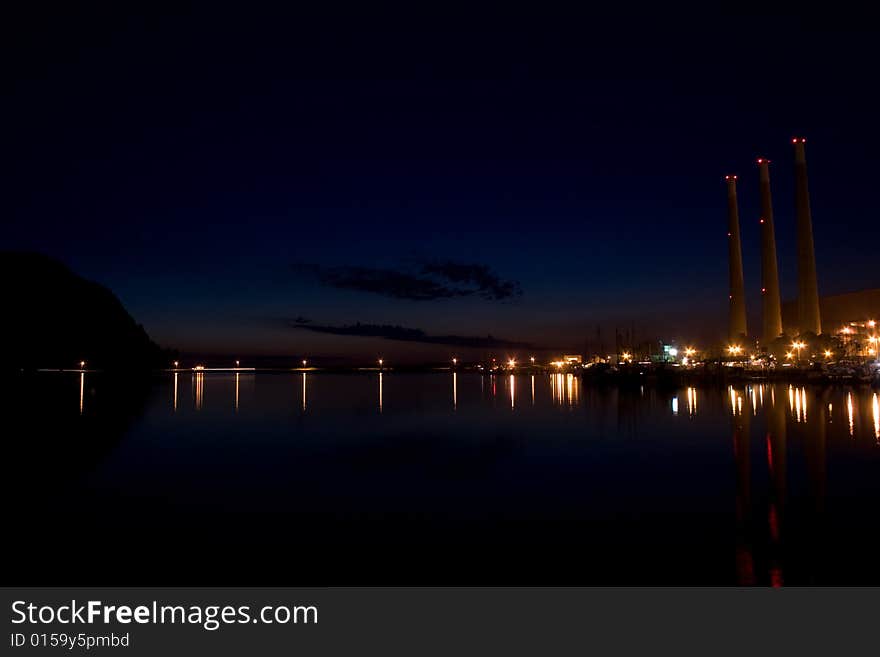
[757,158,783,345]
[792,138,821,335]
[725,175,748,340]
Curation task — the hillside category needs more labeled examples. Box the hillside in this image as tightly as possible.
[1,252,165,370]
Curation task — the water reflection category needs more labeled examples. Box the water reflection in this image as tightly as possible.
[193,372,204,410]
[686,387,697,417]
[729,386,744,417]
[731,383,839,584]
[766,390,787,587]
[731,385,753,585]
[788,385,809,423]
[873,393,879,441]
[17,372,880,585]
[847,392,855,437]
[550,372,580,406]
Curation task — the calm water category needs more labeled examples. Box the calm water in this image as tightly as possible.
[4,371,880,585]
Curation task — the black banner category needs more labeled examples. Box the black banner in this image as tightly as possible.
[2,587,874,655]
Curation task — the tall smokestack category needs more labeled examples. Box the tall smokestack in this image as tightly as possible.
[725,175,747,340]
[792,137,821,335]
[757,158,783,345]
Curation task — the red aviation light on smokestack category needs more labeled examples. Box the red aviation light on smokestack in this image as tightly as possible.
[756,157,771,164]
[792,137,807,144]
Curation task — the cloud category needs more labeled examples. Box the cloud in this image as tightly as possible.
[420,260,522,300]
[294,260,522,302]
[290,319,533,349]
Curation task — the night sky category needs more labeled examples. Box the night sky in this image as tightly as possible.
[4,7,879,362]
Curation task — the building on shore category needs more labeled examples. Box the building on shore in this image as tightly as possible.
[781,288,879,334]
[782,288,879,358]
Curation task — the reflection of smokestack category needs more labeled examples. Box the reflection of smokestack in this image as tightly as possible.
[725,175,748,339]
[793,138,822,335]
[757,159,783,345]
[767,385,787,587]
[731,386,754,585]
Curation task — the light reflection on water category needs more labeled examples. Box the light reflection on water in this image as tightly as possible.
[874,393,879,441]
[19,372,880,584]
[549,372,580,406]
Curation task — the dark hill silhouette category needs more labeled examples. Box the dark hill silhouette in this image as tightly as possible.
[2,252,166,370]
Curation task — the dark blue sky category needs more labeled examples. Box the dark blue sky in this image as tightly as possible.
[4,7,879,362]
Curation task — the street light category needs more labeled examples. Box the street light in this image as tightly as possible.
[378,358,383,369]
[452,357,457,367]
[621,352,632,363]
[727,345,743,357]
[79,361,85,370]
[173,360,179,369]
[302,359,307,368]
[530,356,535,364]
[508,358,516,368]
[792,341,806,363]
[235,360,240,368]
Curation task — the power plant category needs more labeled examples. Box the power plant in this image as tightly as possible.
[725,137,825,348]
[725,174,748,340]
